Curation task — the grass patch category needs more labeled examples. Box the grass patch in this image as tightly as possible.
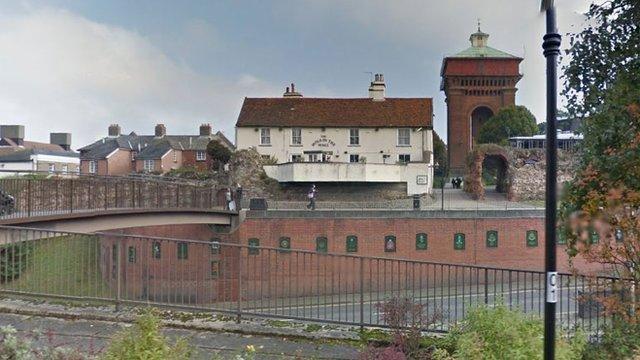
[2,235,112,299]
[265,319,293,328]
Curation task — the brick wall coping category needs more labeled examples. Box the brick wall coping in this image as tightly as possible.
[245,209,544,219]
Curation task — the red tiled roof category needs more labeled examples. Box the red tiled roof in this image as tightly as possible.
[236,98,433,128]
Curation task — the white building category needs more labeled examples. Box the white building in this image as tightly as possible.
[235,75,435,195]
[509,131,583,151]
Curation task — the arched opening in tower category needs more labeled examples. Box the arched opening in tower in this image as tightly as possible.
[481,154,508,193]
[470,106,494,144]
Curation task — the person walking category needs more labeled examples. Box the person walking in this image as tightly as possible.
[306,184,317,210]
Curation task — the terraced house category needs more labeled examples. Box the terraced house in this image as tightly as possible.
[79,123,234,176]
[235,76,435,195]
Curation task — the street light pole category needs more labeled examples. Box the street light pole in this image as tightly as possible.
[541,1,561,359]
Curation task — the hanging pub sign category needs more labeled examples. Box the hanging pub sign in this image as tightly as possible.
[346,235,358,253]
[384,235,397,252]
[416,233,428,250]
[589,229,599,244]
[557,230,567,245]
[486,230,498,248]
[454,233,465,250]
[526,230,538,247]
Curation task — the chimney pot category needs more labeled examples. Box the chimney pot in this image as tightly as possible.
[199,123,212,136]
[0,125,25,145]
[50,133,72,151]
[108,124,121,137]
[368,73,386,101]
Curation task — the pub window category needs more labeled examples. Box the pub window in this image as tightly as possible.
[210,237,220,254]
[89,160,97,174]
[177,242,188,260]
[172,150,177,162]
[486,230,498,248]
[384,235,397,252]
[291,128,302,145]
[248,238,260,255]
[152,242,161,259]
[48,163,55,173]
[526,230,538,247]
[196,151,206,161]
[279,237,291,253]
[346,235,358,253]
[349,154,360,163]
[454,233,465,250]
[416,233,428,250]
[316,236,328,253]
[349,129,360,145]
[397,128,411,146]
[143,160,155,172]
[260,128,271,145]
[128,246,136,263]
[210,260,220,278]
[398,154,411,163]
[291,154,303,163]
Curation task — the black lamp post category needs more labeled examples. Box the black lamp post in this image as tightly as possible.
[541,0,561,359]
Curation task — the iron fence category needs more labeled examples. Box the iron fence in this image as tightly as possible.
[0,226,619,333]
[0,171,224,220]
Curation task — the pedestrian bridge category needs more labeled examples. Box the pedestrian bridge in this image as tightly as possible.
[0,172,238,232]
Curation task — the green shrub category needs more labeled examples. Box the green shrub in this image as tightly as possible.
[446,305,585,360]
[583,320,640,360]
[0,243,32,282]
[103,310,192,360]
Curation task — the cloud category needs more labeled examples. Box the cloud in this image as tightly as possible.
[0,7,279,148]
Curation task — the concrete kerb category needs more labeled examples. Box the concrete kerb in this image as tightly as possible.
[0,297,360,343]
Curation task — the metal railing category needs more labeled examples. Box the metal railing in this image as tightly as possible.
[0,171,224,220]
[0,226,617,333]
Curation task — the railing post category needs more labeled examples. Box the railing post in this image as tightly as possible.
[26,179,32,217]
[156,182,160,208]
[176,184,180,208]
[131,180,135,208]
[484,268,489,305]
[360,257,364,330]
[236,247,242,323]
[115,240,122,312]
[104,179,108,210]
[69,179,74,213]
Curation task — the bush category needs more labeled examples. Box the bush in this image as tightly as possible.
[103,310,192,360]
[445,305,585,360]
[0,325,90,359]
[0,243,32,283]
[583,320,640,359]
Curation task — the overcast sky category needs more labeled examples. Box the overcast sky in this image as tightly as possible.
[0,0,592,148]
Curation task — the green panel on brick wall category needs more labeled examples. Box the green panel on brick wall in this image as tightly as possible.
[384,235,397,252]
[346,235,358,253]
[589,229,600,244]
[486,230,498,248]
[557,230,567,245]
[526,230,538,247]
[248,238,260,255]
[128,246,136,263]
[416,233,428,250]
[210,260,220,277]
[278,237,291,252]
[454,233,465,250]
[152,241,161,259]
[316,236,328,253]
[177,242,188,259]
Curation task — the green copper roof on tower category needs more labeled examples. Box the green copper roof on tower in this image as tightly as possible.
[451,24,519,59]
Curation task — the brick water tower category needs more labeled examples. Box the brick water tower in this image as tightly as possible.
[441,25,523,176]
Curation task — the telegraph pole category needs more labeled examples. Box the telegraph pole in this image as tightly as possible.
[541,0,561,358]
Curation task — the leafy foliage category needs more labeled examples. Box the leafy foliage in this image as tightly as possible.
[583,320,640,360]
[477,105,537,145]
[206,140,232,169]
[446,305,585,360]
[433,131,447,176]
[559,0,640,325]
[0,243,32,282]
[103,310,192,360]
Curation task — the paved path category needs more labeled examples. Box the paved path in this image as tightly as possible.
[0,313,360,359]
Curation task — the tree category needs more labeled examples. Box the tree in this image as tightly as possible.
[559,0,640,323]
[206,140,232,171]
[477,105,537,145]
[432,131,447,176]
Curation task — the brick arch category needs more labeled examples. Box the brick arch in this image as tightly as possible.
[463,144,513,200]
[468,105,496,144]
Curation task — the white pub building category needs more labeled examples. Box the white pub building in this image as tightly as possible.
[235,75,435,195]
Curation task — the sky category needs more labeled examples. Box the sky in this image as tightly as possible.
[0,0,592,148]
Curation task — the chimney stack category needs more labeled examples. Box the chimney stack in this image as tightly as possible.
[0,125,25,146]
[50,133,72,151]
[108,124,121,137]
[155,124,166,137]
[199,123,212,136]
[368,73,386,101]
[283,83,303,97]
